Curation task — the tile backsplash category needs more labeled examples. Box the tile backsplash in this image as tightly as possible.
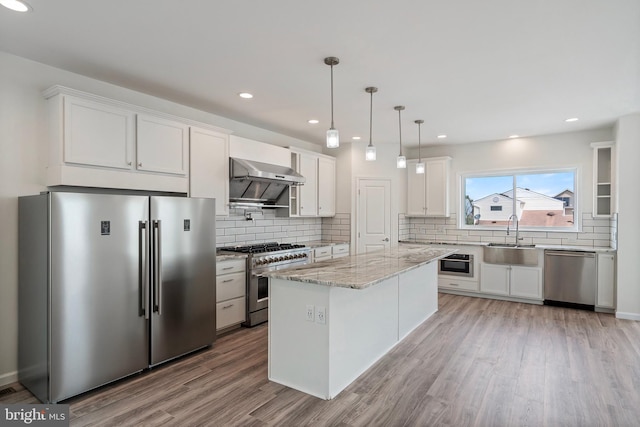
[400,212,616,248]
[216,209,350,247]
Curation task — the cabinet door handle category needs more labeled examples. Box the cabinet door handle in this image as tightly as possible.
[128,161,132,166]
[222,304,234,309]
[222,279,234,283]
[138,162,143,167]
[449,283,460,287]
[222,266,234,270]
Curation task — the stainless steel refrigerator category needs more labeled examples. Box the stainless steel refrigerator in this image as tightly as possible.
[18,192,216,403]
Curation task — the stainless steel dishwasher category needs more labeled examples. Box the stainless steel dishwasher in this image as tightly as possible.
[544,250,596,310]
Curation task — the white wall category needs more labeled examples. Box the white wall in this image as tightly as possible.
[615,113,640,320]
[0,51,320,385]
[412,129,614,217]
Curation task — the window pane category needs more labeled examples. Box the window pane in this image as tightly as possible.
[464,175,514,225]
[515,172,575,228]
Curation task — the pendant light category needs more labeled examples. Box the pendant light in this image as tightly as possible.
[325,57,340,148]
[395,106,406,168]
[365,87,378,161]
[415,119,425,174]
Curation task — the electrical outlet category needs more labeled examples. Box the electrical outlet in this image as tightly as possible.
[316,306,326,324]
[306,305,314,322]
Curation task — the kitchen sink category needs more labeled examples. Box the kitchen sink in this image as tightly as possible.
[483,244,538,266]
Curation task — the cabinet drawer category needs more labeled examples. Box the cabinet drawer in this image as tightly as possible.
[216,272,246,302]
[216,297,246,330]
[438,277,479,292]
[314,246,332,258]
[217,259,246,275]
[332,244,349,256]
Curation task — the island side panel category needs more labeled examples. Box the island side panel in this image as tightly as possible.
[398,262,439,339]
[328,276,400,399]
[268,278,331,399]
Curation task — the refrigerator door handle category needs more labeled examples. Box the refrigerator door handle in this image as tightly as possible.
[138,221,147,318]
[138,221,149,318]
[153,219,162,315]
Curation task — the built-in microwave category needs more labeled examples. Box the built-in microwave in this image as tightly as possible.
[439,253,474,278]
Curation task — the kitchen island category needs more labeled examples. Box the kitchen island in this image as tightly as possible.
[264,244,455,400]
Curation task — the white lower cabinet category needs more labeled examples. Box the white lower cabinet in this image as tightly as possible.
[480,264,542,300]
[438,277,480,292]
[510,266,543,299]
[216,259,246,331]
[332,243,349,258]
[480,264,510,296]
[596,253,616,309]
[313,244,350,262]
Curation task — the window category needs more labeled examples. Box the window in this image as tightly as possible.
[461,169,578,231]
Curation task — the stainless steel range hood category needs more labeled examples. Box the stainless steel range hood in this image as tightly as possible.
[229,157,305,208]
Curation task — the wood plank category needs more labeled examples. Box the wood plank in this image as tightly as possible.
[3,293,640,426]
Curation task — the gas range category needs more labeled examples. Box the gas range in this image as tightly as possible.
[218,242,310,270]
[218,242,311,327]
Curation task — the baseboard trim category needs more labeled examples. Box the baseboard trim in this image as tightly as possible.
[0,371,18,388]
[615,311,640,321]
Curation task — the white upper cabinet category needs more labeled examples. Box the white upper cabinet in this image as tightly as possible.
[317,156,336,217]
[136,114,189,175]
[298,152,318,217]
[62,96,135,170]
[288,148,336,217]
[407,157,451,217]
[43,86,231,194]
[189,126,229,215]
[591,141,615,217]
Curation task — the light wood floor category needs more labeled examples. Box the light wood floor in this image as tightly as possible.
[3,293,640,426]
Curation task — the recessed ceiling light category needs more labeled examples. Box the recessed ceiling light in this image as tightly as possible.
[437,134,447,139]
[352,136,361,140]
[307,119,319,124]
[238,92,253,99]
[509,135,519,138]
[0,0,30,12]
[565,117,579,122]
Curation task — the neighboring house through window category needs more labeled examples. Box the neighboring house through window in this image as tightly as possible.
[462,170,578,231]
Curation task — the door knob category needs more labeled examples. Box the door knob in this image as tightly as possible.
[382,237,389,242]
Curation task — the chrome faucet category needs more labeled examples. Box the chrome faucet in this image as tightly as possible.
[506,214,522,246]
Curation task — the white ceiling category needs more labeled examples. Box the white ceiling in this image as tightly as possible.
[1,0,639,147]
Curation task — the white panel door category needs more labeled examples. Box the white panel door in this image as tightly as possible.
[480,263,510,295]
[510,266,543,299]
[357,179,391,253]
[137,114,189,175]
[189,127,229,215]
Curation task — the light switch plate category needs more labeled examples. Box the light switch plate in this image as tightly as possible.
[316,306,326,324]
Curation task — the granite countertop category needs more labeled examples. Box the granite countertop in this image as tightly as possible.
[263,244,455,290]
[401,239,616,253]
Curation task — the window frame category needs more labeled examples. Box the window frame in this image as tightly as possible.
[459,167,580,232]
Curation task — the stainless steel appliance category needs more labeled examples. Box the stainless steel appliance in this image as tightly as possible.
[18,192,216,403]
[229,157,305,209]
[544,250,596,310]
[439,253,474,278]
[218,242,311,326]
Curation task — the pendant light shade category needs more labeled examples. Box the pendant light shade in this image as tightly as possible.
[415,119,425,174]
[365,87,377,161]
[395,106,406,168]
[325,57,340,148]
